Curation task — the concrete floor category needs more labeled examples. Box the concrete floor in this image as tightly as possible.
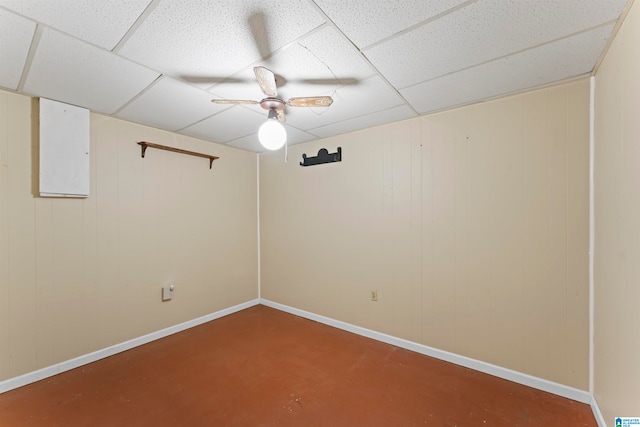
[0,305,597,426]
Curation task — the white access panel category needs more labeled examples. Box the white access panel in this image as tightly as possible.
[39,98,90,197]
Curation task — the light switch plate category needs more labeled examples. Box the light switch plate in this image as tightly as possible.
[162,285,174,301]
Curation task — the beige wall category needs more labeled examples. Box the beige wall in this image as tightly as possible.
[0,67,596,395]
[594,0,640,422]
[261,79,590,390]
[0,90,258,382]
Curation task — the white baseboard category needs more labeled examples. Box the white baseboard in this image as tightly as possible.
[591,394,608,427]
[1,297,596,413]
[260,298,592,405]
[0,299,260,394]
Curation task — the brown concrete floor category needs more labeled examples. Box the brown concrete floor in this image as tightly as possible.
[0,305,597,426]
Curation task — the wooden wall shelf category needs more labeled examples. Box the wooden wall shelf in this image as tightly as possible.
[137,141,219,169]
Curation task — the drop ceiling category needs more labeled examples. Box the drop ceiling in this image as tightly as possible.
[0,0,629,152]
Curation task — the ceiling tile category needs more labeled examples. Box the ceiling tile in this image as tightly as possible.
[180,105,267,143]
[0,9,35,90]
[208,25,376,101]
[309,104,417,138]
[365,0,627,89]
[0,0,152,50]
[315,0,467,48]
[283,75,407,130]
[118,0,325,80]
[23,28,159,114]
[115,76,220,131]
[401,24,614,114]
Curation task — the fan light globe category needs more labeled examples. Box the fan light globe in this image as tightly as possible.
[258,119,286,150]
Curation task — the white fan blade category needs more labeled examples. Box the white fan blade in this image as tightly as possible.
[277,110,286,123]
[287,96,333,107]
[211,99,259,105]
[254,66,277,97]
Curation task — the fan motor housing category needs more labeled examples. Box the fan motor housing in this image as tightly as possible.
[260,97,285,111]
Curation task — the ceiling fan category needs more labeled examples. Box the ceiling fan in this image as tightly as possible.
[212,66,333,150]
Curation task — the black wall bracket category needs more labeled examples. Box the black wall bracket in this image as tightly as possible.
[300,147,342,167]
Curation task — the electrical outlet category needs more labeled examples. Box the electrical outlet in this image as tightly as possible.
[371,290,378,301]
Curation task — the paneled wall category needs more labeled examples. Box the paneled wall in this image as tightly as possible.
[0,91,258,381]
[0,77,594,392]
[594,0,640,420]
[261,79,590,390]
